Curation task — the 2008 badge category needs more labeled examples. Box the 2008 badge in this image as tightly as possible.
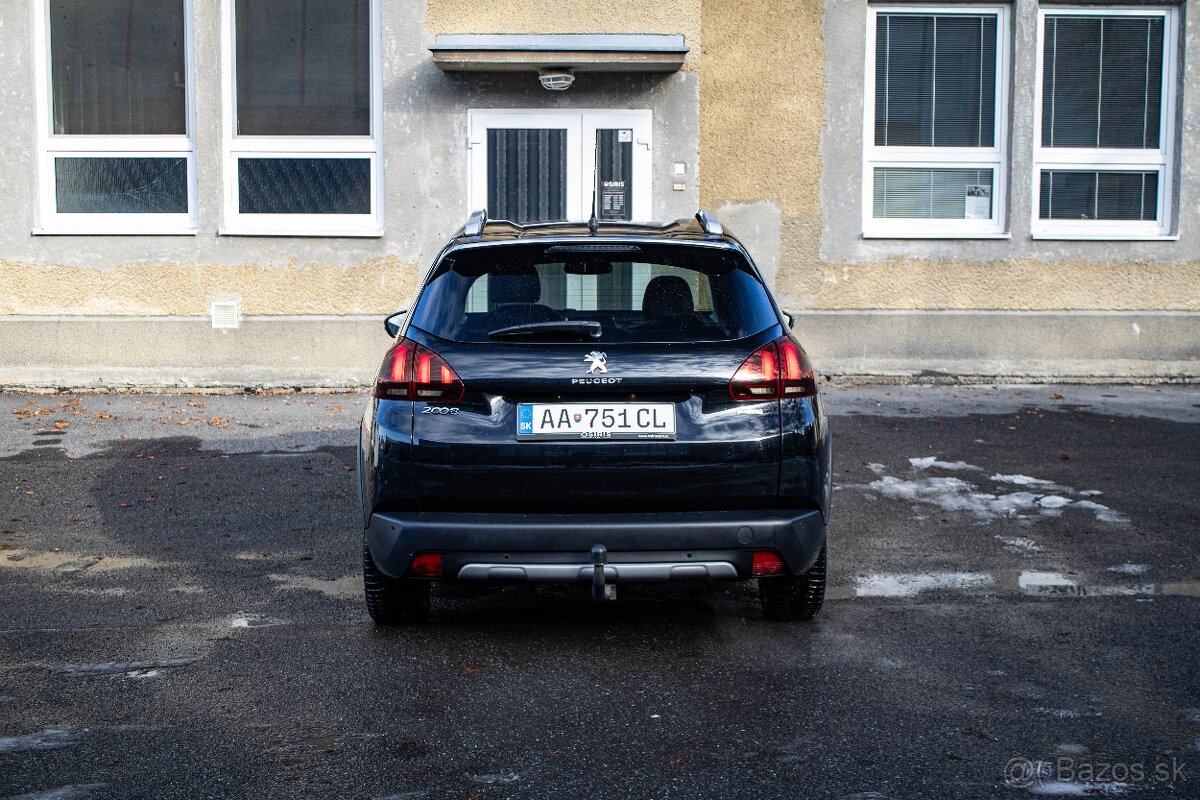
[421,407,459,415]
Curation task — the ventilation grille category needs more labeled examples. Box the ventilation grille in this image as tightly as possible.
[210,301,240,330]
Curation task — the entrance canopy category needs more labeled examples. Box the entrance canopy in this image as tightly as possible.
[429,34,688,73]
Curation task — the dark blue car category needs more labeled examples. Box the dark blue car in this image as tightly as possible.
[358,210,831,623]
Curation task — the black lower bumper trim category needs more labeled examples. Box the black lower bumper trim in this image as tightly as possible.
[366,509,826,580]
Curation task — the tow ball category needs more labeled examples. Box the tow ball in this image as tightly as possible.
[591,544,617,602]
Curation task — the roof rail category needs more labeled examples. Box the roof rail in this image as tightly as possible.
[464,208,488,238]
[695,208,724,237]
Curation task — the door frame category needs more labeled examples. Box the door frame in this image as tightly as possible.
[467,109,653,223]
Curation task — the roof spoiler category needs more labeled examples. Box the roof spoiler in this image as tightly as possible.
[695,209,723,237]
[463,208,488,238]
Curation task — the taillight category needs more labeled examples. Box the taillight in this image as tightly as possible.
[408,553,443,578]
[373,337,464,402]
[729,336,817,401]
[751,551,786,577]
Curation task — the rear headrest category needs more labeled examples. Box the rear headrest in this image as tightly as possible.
[488,271,542,308]
[642,275,694,319]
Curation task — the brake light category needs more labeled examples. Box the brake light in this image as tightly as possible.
[409,553,443,578]
[373,337,464,402]
[751,551,786,577]
[729,336,817,401]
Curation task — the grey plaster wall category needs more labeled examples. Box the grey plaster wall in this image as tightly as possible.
[820,0,1199,264]
[0,0,700,275]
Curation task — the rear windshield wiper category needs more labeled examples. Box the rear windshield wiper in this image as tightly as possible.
[487,320,602,340]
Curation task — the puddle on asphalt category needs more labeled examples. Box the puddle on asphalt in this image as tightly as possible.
[0,550,157,572]
[53,657,199,676]
[268,573,359,599]
[0,727,79,754]
[835,571,1200,600]
[854,572,994,597]
[230,616,285,628]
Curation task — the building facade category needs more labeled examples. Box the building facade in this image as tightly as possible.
[0,0,1196,387]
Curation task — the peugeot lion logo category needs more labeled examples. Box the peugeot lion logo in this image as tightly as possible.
[584,351,608,374]
[573,351,621,384]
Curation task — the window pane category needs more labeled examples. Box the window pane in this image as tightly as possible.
[873,168,993,220]
[487,129,568,224]
[238,158,371,214]
[1038,171,1158,221]
[235,0,371,136]
[596,129,633,222]
[1042,16,1164,149]
[49,0,186,135]
[875,14,997,147]
[55,157,188,213]
[410,245,778,345]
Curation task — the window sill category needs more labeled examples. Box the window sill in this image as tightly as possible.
[862,232,1012,240]
[218,227,384,238]
[32,227,199,237]
[1030,232,1179,242]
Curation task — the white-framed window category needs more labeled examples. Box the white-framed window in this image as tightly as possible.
[863,5,1010,238]
[1033,7,1178,240]
[32,0,197,235]
[220,0,383,236]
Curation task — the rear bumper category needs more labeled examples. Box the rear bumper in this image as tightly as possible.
[365,509,826,581]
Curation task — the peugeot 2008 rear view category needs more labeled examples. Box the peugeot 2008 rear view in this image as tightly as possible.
[358,209,832,623]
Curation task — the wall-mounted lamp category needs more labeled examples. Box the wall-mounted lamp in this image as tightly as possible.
[538,69,575,91]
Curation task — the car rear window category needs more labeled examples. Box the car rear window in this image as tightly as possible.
[407,243,779,344]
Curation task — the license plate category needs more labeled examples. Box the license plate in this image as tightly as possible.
[517,403,675,441]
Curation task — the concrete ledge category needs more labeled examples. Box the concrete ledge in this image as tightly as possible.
[0,312,1196,388]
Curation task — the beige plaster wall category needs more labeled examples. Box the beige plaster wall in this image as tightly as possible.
[698,0,825,303]
[0,258,416,317]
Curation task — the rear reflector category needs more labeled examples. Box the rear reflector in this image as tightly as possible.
[751,551,786,577]
[373,337,464,402]
[730,335,817,401]
[409,553,443,578]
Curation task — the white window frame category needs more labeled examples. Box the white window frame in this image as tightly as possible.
[31,0,197,235]
[219,0,384,237]
[1032,6,1178,241]
[466,109,653,223]
[862,4,1010,239]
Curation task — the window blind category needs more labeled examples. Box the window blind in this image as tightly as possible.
[875,14,997,148]
[1038,170,1158,221]
[873,167,993,220]
[1041,16,1164,149]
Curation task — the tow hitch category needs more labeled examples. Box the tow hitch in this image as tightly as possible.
[591,544,616,602]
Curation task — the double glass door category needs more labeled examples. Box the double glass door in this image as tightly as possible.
[467,110,652,224]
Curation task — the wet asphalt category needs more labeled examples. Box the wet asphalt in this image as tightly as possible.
[0,385,1198,800]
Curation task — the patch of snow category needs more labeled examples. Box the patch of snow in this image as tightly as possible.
[1036,495,1072,508]
[1071,500,1129,524]
[866,462,887,475]
[997,536,1043,556]
[909,456,981,471]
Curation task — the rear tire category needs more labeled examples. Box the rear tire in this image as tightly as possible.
[363,542,431,625]
[758,544,826,621]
